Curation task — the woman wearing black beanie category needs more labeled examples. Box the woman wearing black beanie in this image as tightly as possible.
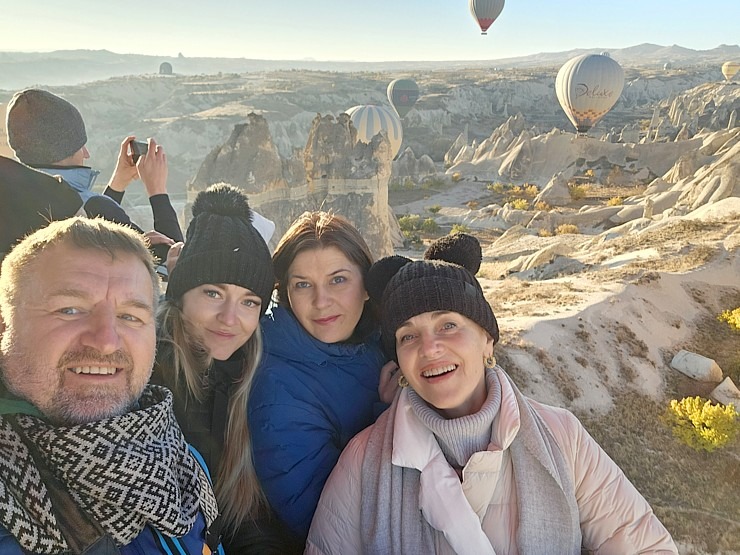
[151,183,296,554]
[306,233,677,555]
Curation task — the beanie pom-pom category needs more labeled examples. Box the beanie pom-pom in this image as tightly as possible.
[192,183,252,222]
[424,233,482,275]
[366,255,411,302]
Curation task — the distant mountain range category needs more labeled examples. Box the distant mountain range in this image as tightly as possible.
[0,43,737,91]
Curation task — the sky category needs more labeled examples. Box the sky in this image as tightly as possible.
[1,0,738,62]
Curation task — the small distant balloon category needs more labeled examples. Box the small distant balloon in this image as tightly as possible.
[555,53,624,135]
[721,61,740,81]
[387,79,419,118]
[159,62,173,75]
[345,105,403,158]
[469,0,505,35]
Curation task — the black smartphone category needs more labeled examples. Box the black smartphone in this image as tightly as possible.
[130,140,148,163]
[150,242,171,265]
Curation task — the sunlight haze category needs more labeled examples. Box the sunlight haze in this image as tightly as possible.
[1,0,738,61]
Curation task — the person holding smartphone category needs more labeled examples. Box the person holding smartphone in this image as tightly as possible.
[5,88,183,259]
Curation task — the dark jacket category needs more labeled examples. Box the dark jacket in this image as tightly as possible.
[0,514,216,555]
[248,306,386,539]
[33,164,183,243]
[0,156,82,258]
[152,343,301,555]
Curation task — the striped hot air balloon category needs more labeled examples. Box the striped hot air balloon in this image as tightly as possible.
[345,105,403,158]
[721,61,740,81]
[469,0,505,35]
[555,53,624,135]
[387,78,419,118]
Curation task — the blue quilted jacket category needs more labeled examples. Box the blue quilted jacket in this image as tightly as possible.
[248,306,386,538]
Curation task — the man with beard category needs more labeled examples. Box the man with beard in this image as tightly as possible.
[0,217,223,555]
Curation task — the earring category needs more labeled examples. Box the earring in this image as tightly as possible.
[484,354,496,368]
[397,373,409,388]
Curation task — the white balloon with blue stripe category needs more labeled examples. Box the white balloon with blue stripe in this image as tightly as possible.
[345,104,403,159]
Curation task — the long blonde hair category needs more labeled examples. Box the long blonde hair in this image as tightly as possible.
[158,298,268,534]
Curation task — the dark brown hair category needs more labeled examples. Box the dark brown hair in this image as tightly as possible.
[272,211,377,341]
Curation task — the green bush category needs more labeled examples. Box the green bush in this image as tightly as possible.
[568,184,591,200]
[509,198,529,210]
[426,205,442,214]
[422,176,448,189]
[662,396,739,452]
[421,218,439,233]
[450,224,470,235]
[487,182,506,194]
[398,214,421,232]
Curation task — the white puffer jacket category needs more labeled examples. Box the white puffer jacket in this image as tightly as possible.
[306,368,677,555]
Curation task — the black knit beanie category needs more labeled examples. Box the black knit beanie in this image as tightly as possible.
[366,233,499,360]
[166,184,274,317]
[6,89,88,166]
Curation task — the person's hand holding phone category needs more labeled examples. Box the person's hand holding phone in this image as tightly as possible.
[136,138,168,197]
[107,135,140,192]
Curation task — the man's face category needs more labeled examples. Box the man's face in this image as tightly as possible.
[0,242,156,425]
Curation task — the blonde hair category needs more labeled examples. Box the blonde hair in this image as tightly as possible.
[158,299,267,534]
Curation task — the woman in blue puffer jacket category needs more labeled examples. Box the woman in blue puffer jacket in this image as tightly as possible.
[248,211,394,545]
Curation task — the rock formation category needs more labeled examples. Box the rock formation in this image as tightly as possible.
[188,113,396,257]
[190,113,289,194]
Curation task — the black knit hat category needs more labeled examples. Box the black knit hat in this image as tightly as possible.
[367,233,499,360]
[166,184,274,317]
[6,89,88,166]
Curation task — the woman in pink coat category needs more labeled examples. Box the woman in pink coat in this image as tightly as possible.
[306,233,677,555]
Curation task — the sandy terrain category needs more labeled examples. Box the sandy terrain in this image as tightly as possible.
[393,179,740,553]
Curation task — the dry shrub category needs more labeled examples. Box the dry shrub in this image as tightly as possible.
[509,198,529,210]
[466,200,479,209]
[569,183,591,200]
[538,228,554,237]
[535,201,551,211]
[556,223,580,235]
[523,184,539,198]
[606,196,624,206]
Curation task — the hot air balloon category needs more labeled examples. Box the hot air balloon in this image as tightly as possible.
[555,53,624,135]
[345,105,403,158]
[469,0,505,35]
[387,78,419,118]
[721,61,739,81]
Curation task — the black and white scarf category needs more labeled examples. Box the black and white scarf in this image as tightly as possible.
[0,385,219,554]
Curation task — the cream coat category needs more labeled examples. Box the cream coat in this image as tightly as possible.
[306,369,677,555]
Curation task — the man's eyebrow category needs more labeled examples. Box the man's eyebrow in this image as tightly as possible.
[46,288,153,314]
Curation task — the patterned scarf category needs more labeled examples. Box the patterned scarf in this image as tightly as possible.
[0,385,219,554]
